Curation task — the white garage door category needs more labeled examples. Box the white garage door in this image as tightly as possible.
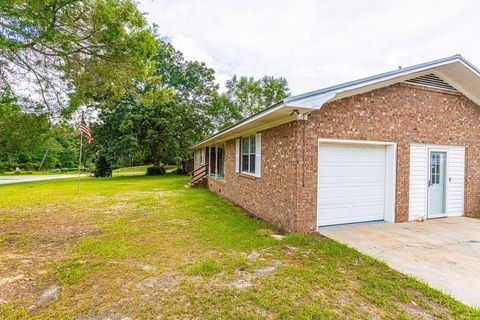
[317,143,387,227]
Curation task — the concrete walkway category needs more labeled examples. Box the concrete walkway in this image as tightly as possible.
[320,217,480,307]
[0,174,80,185]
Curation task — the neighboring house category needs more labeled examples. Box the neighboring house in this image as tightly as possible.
[191,55,480,233]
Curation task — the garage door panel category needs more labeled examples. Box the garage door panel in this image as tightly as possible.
[319,167,385,177]
[322,194,383,201]
[319,196,384,206]
[319,177,385,186]
[318,171,385,180]
[317,143,387,227]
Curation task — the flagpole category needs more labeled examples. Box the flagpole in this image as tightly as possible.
[77,112,84,194]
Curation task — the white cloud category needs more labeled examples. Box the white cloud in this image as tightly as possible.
[170,33,214,65]
[139,0,480,95]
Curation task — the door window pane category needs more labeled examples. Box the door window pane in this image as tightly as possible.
[429,151,447,216]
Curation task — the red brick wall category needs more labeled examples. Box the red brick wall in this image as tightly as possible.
[207,121,301,231]
[203,83,480,232]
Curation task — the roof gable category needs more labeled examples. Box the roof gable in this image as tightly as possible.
[286,55,480,107]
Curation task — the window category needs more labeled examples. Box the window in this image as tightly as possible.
[241,135,257,174]
[430,153,440,184]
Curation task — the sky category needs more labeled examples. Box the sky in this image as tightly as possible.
[138,0,480,95]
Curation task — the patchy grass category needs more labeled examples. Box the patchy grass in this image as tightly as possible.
[0,175,478,319]
[188,258,222,277]
[56,259,105,286]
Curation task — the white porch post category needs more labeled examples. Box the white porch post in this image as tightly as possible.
[215,146,218,177]
[207,147,210,175]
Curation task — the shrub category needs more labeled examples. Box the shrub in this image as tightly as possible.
[94,156,112,177]
[146,165,166,176]
[19,162,34,171]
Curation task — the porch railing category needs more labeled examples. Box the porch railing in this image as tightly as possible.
[190,164,207,185]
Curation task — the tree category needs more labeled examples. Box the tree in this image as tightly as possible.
[0,0,158,115]
[0,98,50,160]
[92,40,219,166]
[94,155,112,177]
[155,42,218,109]
[213,75,291,129]
[91,38,291,167]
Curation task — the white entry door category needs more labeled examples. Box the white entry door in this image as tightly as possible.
[317,143,387,227]
[428,151,447,218]
[409,144,465,221]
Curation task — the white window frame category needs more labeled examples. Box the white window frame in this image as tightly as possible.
[239,133,261,177]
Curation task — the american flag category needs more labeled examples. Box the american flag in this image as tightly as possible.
[80,116,92,143]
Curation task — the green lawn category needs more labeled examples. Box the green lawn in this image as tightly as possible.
[0,175,478,319]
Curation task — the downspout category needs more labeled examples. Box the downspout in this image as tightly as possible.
[292,110,309,231]
[286,92,336,232]
[302,116,306,187]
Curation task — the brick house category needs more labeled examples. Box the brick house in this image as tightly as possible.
[191,55,480,233]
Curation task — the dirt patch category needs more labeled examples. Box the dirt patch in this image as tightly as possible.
[254,266,277,277]
[229,279,253,289]
[0,274,25,286]
[108,204,129,211]
[401,293,453,320]
[136,272,195,295]
[227,258,284,290]
[114,191,156,200]
[400,300,449,320]
[75,313,133,320]
[0,207,99,306]
[0,274,30,304]
[164,219,190,226]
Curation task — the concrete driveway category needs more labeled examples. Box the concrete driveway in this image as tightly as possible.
[320,217,480,307]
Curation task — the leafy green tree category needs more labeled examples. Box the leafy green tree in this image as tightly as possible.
[212,75,290,129]
[92,41,218,166]
[0,100,50,160]
[92,101,141,167]
[0,0,158,114]
[94,155,112,177]
[155,42,218,109]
